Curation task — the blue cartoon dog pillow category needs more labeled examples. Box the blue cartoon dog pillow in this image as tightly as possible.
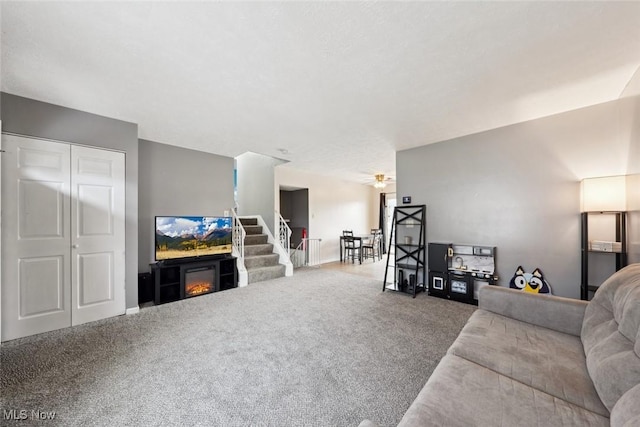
[509,266,552,294]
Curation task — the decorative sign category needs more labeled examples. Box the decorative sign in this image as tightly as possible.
[402,196,411,204]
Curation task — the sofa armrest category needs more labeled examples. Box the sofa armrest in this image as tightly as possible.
[478,285,588,336]
[357,420,379,427]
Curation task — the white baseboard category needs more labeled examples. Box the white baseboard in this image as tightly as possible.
[125,306,140,315]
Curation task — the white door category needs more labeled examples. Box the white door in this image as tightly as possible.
[1,135,72,340]
[71,145,125,325]
[1,135,126,341]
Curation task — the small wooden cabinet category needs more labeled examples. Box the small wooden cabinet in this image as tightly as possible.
[151,256,237,305]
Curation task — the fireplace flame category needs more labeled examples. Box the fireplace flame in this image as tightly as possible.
[186,281,213,296]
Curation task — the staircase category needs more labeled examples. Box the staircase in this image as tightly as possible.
[240,217,287,283]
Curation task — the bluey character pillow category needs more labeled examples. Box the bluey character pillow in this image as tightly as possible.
[509,266,552,294]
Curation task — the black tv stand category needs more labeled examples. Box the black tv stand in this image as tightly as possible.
[151,256,237,305]
[157,253,231,266]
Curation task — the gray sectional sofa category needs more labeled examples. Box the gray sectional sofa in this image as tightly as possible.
[361,263,640,427]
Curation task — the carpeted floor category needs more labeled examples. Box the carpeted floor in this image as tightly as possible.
[1,268,475,427]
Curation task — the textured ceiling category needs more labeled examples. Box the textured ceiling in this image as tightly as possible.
[2,1,639,184]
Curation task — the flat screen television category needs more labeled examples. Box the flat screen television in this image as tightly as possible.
[155,216,233,261]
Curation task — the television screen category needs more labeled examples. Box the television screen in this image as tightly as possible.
[155,216,233,261]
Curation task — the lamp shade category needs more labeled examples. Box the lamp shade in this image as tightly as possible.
[580,175,627,212]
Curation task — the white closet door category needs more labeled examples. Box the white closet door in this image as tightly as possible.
[71,145,125,325]
[1,135,72,341]
[1,135,126,341]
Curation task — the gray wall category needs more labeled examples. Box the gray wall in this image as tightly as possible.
[280,188,309,247]
[280,189,309,229]
[138,139,235,271]
[236,152,285,235]
[397,96,639,299]
[1,92,140,309]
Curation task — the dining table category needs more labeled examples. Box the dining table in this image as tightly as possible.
[339,234,371,263]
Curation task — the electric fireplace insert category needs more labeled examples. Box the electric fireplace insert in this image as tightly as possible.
[183,265,215,298]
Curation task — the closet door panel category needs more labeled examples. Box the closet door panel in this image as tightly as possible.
[1,135,71,341]
[77,252,113,305]
[71,145,125,325]
[19,256,65,317]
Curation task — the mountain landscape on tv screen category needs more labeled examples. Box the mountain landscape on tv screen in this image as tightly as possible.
[155,217,232,260]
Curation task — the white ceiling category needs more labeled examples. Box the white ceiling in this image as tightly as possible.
[2,1,639,185]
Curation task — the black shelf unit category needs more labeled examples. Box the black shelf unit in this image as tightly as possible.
[155,264,182,304]
[218,257,238,291]
[152,256,237,305]
[383,205,427,298]
[581,211,626,300]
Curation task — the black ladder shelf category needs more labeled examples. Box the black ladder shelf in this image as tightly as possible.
[580,211,627,300]
[383,205,427,298]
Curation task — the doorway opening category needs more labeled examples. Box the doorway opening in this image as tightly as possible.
[384,193,397,253]
[279,186,309,250]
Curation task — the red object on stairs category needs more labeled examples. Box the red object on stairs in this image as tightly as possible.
[302,228,307,250]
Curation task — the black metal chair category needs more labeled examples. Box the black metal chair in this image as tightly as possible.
[343,230,361,264]
[362,230,382,262]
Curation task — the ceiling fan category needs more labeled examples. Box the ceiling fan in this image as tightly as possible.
[364,173,393,189]
[373,174,387,189]
[357,171,394,188]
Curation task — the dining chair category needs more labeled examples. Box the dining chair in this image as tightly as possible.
[362,229,377,245]
[362,231,382,262]
[342,230,361,264]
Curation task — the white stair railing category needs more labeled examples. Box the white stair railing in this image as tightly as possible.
[292,238,322,268]
[231,210,248,286]
[276,211,292,257]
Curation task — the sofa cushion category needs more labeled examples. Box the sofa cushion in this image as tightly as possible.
[610,383,640,427]
[449,309,608,416]
[398,354,609,427]
[581,263,640,413]
[479,285,587,336]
